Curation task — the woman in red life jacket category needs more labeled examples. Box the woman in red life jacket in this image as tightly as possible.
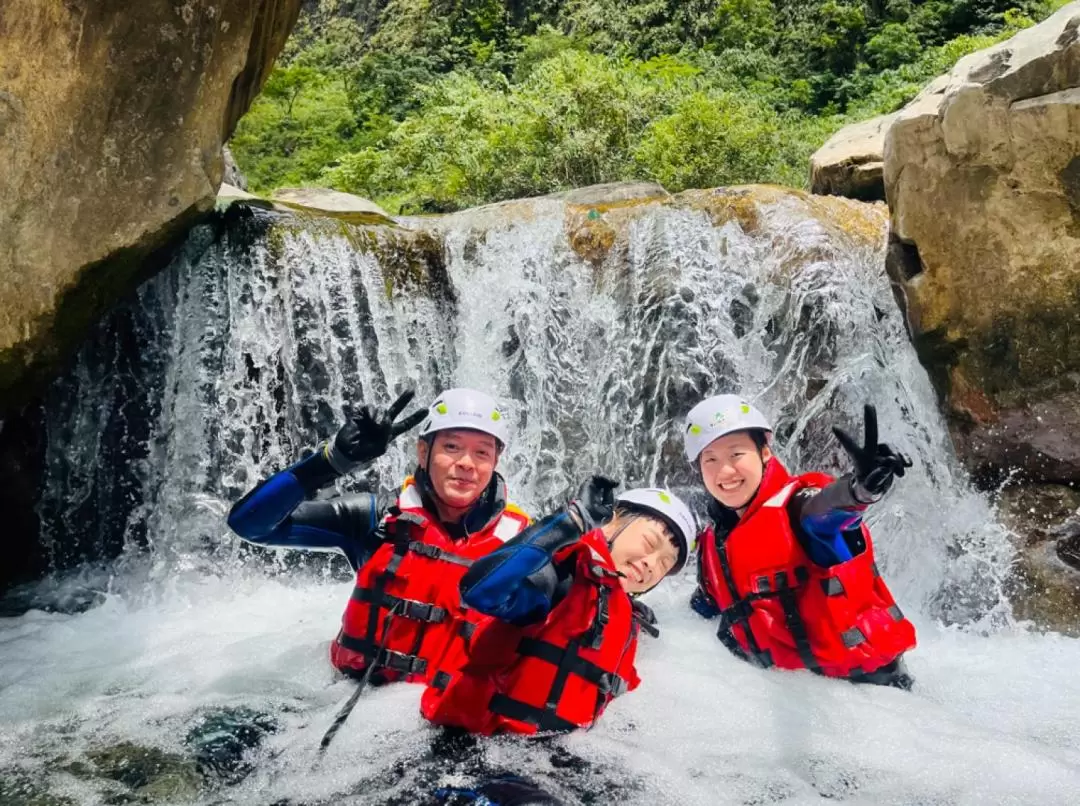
[421,478,695,735]
[684,395,918,688]
[228,387,530,685]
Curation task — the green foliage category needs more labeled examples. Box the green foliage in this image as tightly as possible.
[634,93,787,190]
[231,0,1061,207]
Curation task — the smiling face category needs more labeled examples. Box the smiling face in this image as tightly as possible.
[606,512,680,594]
[416,429,499,513]
[699,431,772,512]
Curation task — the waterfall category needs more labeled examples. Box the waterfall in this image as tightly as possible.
[34,191,1012,623]
[5,188,1076,806]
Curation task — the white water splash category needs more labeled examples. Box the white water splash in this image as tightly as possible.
[3,192,1074,804]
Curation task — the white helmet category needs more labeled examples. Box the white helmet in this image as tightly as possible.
[615,487,695,574]
[419,388,510,448]
[683,394,771,463]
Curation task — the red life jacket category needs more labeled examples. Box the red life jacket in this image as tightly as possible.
[698,458,917,678]
[420,529,641,735]
[329,476,530,684]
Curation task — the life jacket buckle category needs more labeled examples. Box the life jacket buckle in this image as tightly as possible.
[379,648,428,676]
[400,599,447,624]
[718,598,755,632]
[598,672,628,698]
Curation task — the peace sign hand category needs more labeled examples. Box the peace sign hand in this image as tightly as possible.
[832,404,913,498]
[326,389,427,474]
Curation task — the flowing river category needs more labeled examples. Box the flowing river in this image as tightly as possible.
[2,187,1077,805]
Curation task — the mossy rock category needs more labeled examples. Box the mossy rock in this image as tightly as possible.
[185,706,279,784]
[86,742,201,802]
[0,771,74,806]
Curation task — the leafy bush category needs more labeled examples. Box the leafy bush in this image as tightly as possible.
[231,0,1060,208]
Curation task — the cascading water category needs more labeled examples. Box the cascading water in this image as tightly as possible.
[2,189,1078,805]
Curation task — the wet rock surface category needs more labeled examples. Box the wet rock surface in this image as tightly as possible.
[998,483,1080,634]
[0,0,301,412]
[882,5,1080,489]
[185,706,279,784]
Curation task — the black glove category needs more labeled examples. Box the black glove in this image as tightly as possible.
[631,598,660,638]
[325,389,426,475]
[832,404,912,499]
[567,475,620,533]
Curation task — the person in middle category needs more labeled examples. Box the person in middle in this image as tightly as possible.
[421,478,694,735]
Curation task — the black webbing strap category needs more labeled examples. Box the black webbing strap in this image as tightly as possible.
[357,511,427,662]
[319,599,403,754]
[386,512,424,575]
[350,587,448,624]
[488,693,579,733]
[714,536,771,666]
[774,570,823,675]
[432,671,452,691]
[516,638,628,697]
[580,589,610,650]
[336,633,429,676]
[407,541,474,567]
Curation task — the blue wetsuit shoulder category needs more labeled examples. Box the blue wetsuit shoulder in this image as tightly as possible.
[227,451,383,572]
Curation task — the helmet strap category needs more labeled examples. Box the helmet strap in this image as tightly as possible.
[606,512,638,548]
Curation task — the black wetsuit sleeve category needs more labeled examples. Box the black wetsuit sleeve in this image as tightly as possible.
[786,473,871,566]
[227,449,388,572]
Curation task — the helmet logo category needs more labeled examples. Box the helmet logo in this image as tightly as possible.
[491,410,502,422]
[740,404,751,414]
[689,424,702,435]
[658,491,672,504]
[436,403,448,415]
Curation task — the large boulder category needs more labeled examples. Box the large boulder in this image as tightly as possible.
[810,113,897,202]
[883,4,1080,486]
[0,0,301,410]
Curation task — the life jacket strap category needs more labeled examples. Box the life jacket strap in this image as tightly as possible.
[774,571,823,674]
[713,535,770,660]
[350,587,448,624]
[516,637,629,697]
[406,541,474,567]
[487,693,580,733]
[336,633,429,676]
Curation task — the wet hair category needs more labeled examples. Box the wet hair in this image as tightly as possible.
[747,429,769,452]
[612,506,680,554]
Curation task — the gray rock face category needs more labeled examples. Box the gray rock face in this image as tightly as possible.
[0,0,301,410]
[810,113,897,202]
[223,145,249,191]
[881,4,1080,488]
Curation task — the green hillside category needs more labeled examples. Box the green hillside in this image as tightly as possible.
[230,0,1065,213]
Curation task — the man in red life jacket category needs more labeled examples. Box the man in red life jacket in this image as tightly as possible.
[421,478,695,735]
[685,395,917,688]
[228,387,530,684]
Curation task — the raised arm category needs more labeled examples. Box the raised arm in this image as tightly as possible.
[461,476,619,625]
[227,389,426,571]
[790,404,912,567]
